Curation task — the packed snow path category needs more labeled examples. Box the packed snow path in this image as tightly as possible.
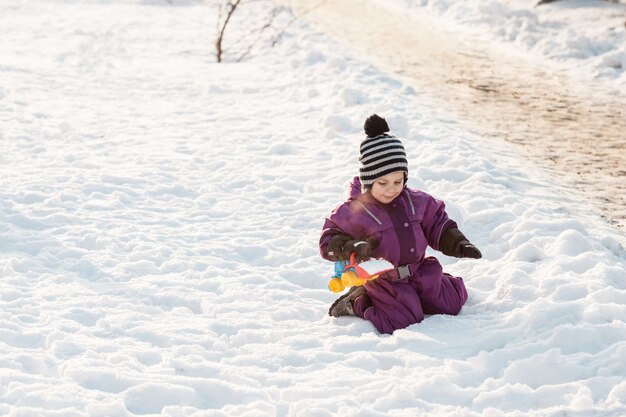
[290,0,626,229]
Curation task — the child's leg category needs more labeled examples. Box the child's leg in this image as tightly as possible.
[354,279,424,335]
[410,257,468,316]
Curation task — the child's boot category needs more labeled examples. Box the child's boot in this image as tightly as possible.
[328,286,366,317]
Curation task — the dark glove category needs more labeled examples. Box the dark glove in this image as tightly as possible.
[344,239,372,262]
[327,234,352,261]
[327,234,372,262]
[455,240,482,259]
[439,227,482,259]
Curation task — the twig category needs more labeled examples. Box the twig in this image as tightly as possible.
[215,0,242,63]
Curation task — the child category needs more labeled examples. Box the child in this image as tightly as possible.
[319,114,482,335]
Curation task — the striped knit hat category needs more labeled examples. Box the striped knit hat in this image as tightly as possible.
[359,114,408,190]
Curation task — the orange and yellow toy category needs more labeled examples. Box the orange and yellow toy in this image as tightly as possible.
[327,253,392,293]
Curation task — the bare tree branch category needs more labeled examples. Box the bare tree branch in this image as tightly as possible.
[269,0,327,47]
[236,8,280,61]
[215,0,242,63]
[214,0,328,63]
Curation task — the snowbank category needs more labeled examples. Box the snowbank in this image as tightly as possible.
[384,0,626,84]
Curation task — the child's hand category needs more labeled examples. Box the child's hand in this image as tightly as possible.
[345,240,372,262]
[327,234,372,261]
[327,234,355,261]
[439,227,482,259]
[456,241,482,259]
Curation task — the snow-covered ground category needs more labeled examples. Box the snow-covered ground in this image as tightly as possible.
[386,0,626,85]
[1,1,625,416]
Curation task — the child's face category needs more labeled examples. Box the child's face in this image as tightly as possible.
[370,171,405,204]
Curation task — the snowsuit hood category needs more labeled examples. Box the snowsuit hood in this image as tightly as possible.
[348,176,362,200]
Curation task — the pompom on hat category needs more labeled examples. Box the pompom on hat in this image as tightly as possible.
[359,114,408,191]
[363,114,390,138]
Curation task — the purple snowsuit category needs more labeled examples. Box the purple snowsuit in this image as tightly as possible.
[320,177,468,334]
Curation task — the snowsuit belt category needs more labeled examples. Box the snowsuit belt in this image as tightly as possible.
[387,262,421,281]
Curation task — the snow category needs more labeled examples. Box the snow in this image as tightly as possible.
[359,259,395,276]
[1,0,625,416]
[385,0,626,85]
